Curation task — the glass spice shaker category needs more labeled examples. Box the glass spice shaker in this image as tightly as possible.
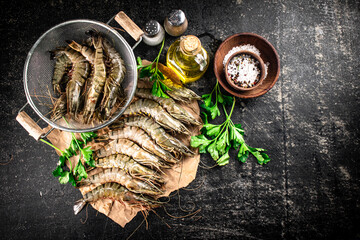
[142,20,165,46]
[164,9,188,37]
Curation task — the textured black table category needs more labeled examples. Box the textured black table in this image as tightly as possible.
[1,0,359,239]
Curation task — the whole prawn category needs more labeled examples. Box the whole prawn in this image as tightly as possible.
[96,138,172,170]
[162,78,201,102]
[101,37,126,119]
[67,40,95,63]
[97,126,179,165]
[73,182,162,215]
[124,99,191,135]
[53,48,91,117]
[95,154,164,185]
[111,116,194,156]
[77,168,163,196]
[82,33,106,123]
[135,88,201,125]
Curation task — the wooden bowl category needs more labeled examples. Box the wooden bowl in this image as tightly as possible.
[214,33,280,98]
[224,50,266,91]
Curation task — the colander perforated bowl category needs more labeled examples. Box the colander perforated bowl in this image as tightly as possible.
[23,19,137,133]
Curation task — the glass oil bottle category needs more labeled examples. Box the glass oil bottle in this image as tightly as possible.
[166,35,209,84]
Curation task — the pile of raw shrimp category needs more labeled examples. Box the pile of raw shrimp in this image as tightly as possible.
[50,30,126,124]
[74,78,202,215]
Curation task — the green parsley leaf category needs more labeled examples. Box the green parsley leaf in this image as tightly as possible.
[237,150,249,163]
[74,160,88,181]
[201,112,208,124]
[217,151,230,166]
[139,65,152,78]
[190,79,271,167]
[81,132,97,145]
[80,146,94,166]
[200,103,221,120]
[58,171,70,184]
[222,94,234,106]
[202,123,221,137]
[136,38,170,99]
[52,165,63,177]
[136,56,143,68]
[202,93,212,107]
[190,134,212,148]
[68,172,76,187]
[207,141,220,160]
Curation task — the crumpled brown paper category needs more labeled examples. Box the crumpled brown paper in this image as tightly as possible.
[45,92,201,227]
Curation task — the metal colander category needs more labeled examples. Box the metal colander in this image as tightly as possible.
[23,19,137,133]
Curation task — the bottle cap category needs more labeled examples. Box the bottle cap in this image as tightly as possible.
[167,9,186,27]
[144,20,160,37]
[180,35,201,55]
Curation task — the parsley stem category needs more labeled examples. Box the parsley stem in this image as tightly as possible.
[154,38,165,72]
[62,117,83,157]
[40,139,62,153]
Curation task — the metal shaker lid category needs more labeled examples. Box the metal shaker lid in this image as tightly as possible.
[144,20,160,37]
[167,9,186,27]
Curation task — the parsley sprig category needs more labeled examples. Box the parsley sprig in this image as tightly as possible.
[137,38,171,98]
[190,80,270,166]
[40,131,97,186]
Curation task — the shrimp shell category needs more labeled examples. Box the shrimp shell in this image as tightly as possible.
[112,116,195,156]
[95,154,164,185]
[67,40,95,63]
[101,38,126,119]
[78,168,163,196]
[124,99,191,135]
[135,88,201,125]
[60,48,91,117]
[162,78,201,102]
[83,34,106,123]
[51,53,72,94]
[99,126,179,165]
[96,138,172,170]
[73,182,161,215]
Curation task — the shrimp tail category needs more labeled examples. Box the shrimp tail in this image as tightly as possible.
[94,134,109,142]
[76,179,89,188]
[73,199,86,215]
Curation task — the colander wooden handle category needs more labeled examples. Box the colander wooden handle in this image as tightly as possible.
[115,11,144,42]
[16,111,44,141]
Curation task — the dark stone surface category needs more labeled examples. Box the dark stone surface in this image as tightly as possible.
[1,0,359,239]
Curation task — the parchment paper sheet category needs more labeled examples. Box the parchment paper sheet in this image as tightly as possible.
[45,97,201,227]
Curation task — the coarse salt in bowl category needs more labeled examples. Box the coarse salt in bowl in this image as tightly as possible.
[224,50,265,91]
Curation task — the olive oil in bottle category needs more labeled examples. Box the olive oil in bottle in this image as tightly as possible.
[166,35,209,84]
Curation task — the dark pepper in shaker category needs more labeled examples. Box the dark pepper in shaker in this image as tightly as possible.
[143,20,165,46]
[164,9,188,37]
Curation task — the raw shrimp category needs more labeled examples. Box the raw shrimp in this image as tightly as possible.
[54,48,91,117]
[112,116,194,156]
[83,33,106,123]
[98,126,179,164]
[101,37,126,119]
[96,138,172,170]
[124,99,191,135]
[51,53,72,94]
[135,88,201,125]
[95,154,164,185]
[73,182,162,215]
[67,40,95,63]
[162,78,201,103]
[78,168,163,196]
